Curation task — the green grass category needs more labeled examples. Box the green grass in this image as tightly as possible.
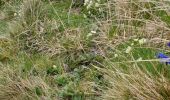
[0,21,7,35]
[1,0,170,100]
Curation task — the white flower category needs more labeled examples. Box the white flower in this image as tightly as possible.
[139,38,147,45]
[91,30,96,34]
[114,54,118,57]
[125,46,132,53]
[131,43,134,46]
[89,0,93,5]
[133,38,139,41]
[137,57,142,61]
[53,65,57,68]
[14,13,17,16]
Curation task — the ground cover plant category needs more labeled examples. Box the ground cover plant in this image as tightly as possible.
[1,0,170,100]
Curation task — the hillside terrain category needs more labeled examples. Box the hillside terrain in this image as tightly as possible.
[1,0,170,100]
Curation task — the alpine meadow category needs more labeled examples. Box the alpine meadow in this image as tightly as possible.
[1,0,170,100]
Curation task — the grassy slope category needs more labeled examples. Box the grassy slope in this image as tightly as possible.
[0,0,170,100]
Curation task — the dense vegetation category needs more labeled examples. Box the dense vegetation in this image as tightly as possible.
[1,0,170,100]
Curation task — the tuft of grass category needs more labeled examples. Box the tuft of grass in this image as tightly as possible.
[95,63,170,100]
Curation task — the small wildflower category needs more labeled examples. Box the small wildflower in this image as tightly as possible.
[53,65,57,68]
[131,43,134,46]
[157,53,169,58]
[91,30,96,34]
[89,0,93,5]
[133,39,139,41]
[157,53,170,64]
[125,46,132,53]
[14,13,17,16]
[114,54,118,58]
[139,38,147,45]
[137,57,142,61]
[167,42,170,47]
